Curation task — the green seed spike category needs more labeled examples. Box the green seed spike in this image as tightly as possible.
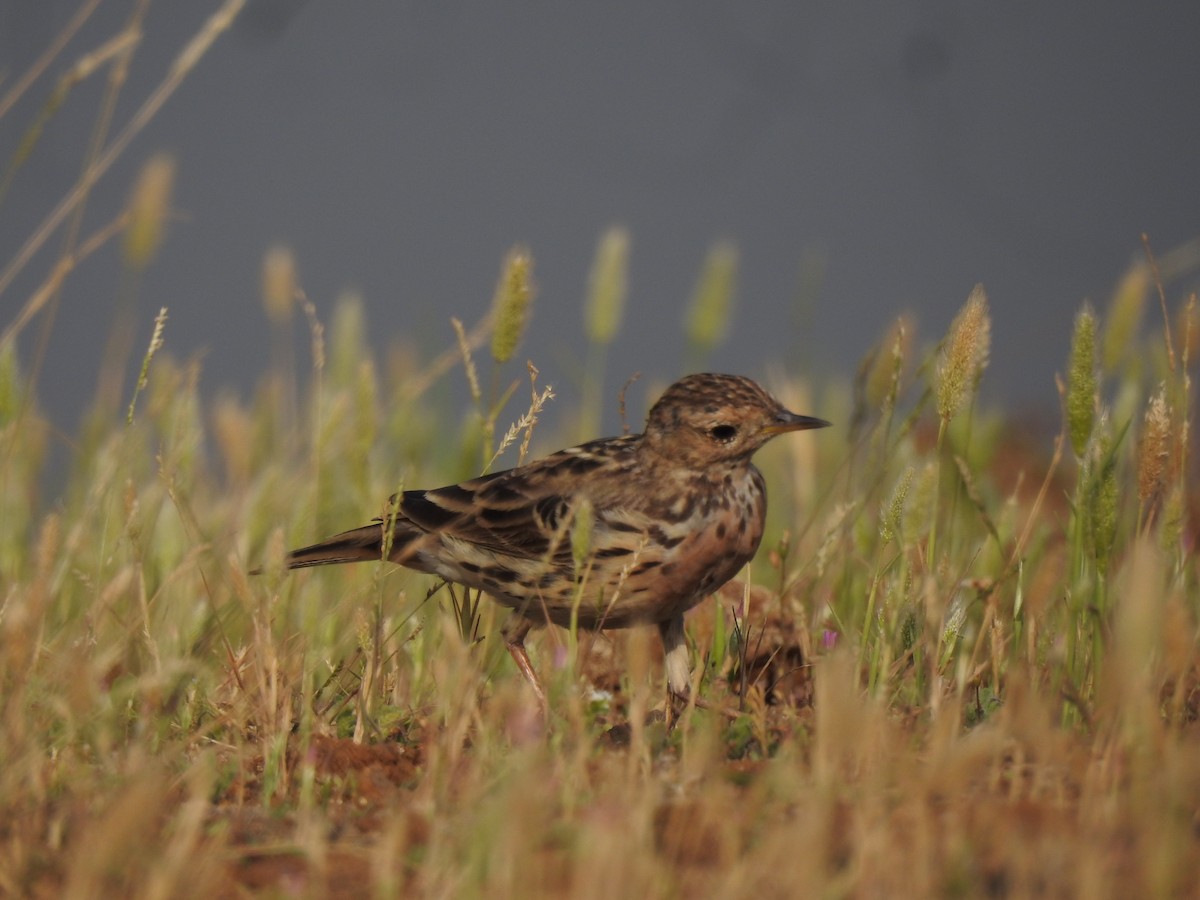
[880,466,914,545]
[1066,303,1098,458]
[685,241,738,355]
[585,227,629,346]
[571,496,595,575]
[490,246,535,364]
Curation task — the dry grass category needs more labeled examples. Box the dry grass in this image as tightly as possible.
[1,265,1196,897]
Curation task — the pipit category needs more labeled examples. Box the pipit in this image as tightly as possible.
[280,373,829,710]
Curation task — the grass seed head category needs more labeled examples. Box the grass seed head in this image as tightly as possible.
[936,284,991,422]
[261,244,297,323]
[126,307,169,424]
[490,246,535,364]
[330,291,368,388]
[685,241,738,353]
[880,466,914,546]
[585,227,629,345]
[123,153,176,271]
[1066,303,1098,457]
[1137,384,1173,510]
[571,497,596,574]
[865,314,913,412]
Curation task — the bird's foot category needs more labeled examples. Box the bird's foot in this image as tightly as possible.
[666,686,742,727]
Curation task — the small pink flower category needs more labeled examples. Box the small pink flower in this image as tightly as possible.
[822,630,839,649]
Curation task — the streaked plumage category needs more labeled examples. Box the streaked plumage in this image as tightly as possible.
[282,373,829,708]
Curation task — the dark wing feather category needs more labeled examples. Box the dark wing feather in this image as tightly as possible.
[395,436,640,563]
[399,476,571,563]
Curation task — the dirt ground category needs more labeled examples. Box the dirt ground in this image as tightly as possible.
[206,585,821,897]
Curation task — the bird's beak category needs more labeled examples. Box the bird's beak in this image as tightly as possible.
[761,411,832,435]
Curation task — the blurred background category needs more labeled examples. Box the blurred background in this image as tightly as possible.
[2,0,1199,438]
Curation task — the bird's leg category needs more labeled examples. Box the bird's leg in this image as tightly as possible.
[658,614,742,725]
[502,615,547,715]
[658,615,693,726]
[658,615,692,698]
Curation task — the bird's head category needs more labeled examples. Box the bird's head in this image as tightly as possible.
[641,373,830,467]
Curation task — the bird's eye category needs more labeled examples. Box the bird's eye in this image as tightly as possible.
[708,424,738,443]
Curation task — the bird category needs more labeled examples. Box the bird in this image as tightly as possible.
[279,373,829,711]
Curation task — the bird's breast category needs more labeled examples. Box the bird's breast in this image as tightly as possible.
[576,465,768,626]
[662,467,767,595]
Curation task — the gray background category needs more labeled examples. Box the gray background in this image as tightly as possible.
[3,1,1199,441]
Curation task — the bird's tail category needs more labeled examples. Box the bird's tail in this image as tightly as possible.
[285,524,388,568]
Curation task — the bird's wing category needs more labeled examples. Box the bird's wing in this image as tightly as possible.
[396,436,639,563]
